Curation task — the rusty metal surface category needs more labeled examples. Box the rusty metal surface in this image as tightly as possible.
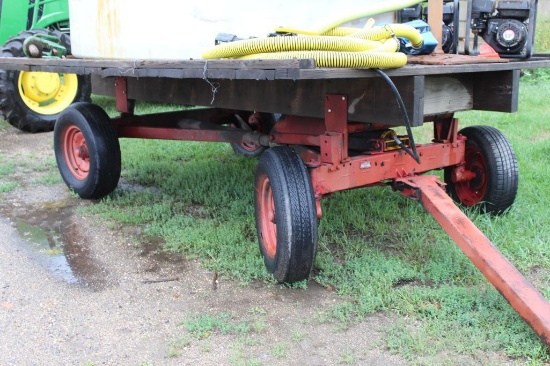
[114,76,133,114]
[396,175,550,346]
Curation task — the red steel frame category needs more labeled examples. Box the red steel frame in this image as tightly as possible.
[112,78,550,346]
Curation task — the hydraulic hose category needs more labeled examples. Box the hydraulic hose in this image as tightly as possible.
[374,69,421,163]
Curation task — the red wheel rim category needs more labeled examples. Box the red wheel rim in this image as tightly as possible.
[62,125,90,180]
[257,174,277,259]
[454,145,487,206]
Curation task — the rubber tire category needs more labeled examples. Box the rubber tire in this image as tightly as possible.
[444,125,518,214]
[54,103,121,199]
[254,146,318,283]
[0,29,92,132]
[231,113,278,157]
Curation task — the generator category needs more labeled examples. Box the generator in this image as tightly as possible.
[465,0,538,58]
[398,0,537,58]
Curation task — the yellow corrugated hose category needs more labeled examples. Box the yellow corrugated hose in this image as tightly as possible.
[202,23,421,69]
[237,50,407,69]
[201,0,426,68]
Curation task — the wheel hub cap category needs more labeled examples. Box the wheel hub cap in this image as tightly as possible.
[258,175,277,259]
[18,71,79,115]
[63,126,90,180]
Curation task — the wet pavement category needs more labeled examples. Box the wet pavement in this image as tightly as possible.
[0,201,108,290]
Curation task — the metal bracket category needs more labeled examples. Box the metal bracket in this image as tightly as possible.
[322,94,348,165]
[114,77,135,115]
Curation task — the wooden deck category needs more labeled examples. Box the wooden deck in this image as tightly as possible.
[1,54,549,126]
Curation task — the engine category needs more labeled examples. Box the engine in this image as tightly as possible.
[397,0,537,58]
[469,0,537,58]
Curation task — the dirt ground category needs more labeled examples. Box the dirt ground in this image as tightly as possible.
[0,124,410,365]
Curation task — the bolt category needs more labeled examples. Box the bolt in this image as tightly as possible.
[28,44,41,58]
[328,109,332,113]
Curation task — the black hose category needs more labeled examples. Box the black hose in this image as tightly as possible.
[374,68,421,164]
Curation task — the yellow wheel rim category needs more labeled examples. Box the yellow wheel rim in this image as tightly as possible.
[18,71,79,115]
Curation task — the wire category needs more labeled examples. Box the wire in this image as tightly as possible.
[373,68,421,164]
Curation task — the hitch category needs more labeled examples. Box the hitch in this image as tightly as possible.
[23,34,67,58]
[395,175,550,346]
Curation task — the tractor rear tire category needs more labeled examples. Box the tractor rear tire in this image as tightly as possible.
[0,29,91,132]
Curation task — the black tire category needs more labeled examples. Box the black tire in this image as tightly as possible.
[254,146,318,283]
[230,113,278,157]
[54,102,120,199]
[444,125,518,214]
[0,29,92,132]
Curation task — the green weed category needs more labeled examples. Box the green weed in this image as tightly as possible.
[291,330,306,342]
[184,312,251,339]
[167,337,191,358]
[339,349,357,365]
[34,173,62,185]
[270,343,288,359]
[0,161,16,176]
[0,181,18,192]
[229,337,262,366]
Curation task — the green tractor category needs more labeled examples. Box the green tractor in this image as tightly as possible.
[0,0,91,132]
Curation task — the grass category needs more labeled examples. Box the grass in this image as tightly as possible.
[75,19,550,364]
[84,80,550,364]
[0,153,18,192]
[184,312,252,339]
[270,343,288,359]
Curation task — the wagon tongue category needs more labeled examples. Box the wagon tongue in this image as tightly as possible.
[395,175,550,346]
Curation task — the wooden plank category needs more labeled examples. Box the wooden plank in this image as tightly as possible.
[0,56,549,81]
[424,75,473,115]
[0,56,314,70]
[407,53,509,65]
[473,70,519,113]
[91,68,517,124]
[412,75,425,125]
[235,69,275,80]
[91,75,423,126]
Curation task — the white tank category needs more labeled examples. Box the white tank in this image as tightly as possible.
[68,0,398,60]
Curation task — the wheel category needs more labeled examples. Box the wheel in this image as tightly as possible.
[254,146,318,283]
[230,112,278,157]
[0,29,92,132]
[54,102,121,199]
[444,125,518,214]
